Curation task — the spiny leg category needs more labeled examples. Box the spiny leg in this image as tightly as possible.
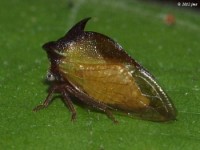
[33,85,60,111]
[62,90,77,121]
[66,85,118,123]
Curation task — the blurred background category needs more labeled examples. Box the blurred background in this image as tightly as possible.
[0,0,200,149]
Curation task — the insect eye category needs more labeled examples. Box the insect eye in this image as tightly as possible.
[46,71,55,81]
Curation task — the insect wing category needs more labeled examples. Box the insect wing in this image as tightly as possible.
[130,68,177,121]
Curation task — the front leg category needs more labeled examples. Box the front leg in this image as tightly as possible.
[33,84,63,111]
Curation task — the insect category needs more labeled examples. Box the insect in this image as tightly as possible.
[33,17,177,122]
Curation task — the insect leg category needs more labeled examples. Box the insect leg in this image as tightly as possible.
[62,90,77,121]
[65,85,118,123]
[105,109,118,123]
[33,85,60,111]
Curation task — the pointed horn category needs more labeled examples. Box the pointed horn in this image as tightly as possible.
[64,17,91,40]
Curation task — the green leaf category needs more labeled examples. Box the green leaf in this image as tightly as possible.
[0,0,200,149]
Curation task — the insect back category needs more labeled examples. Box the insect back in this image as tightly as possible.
[33,17,177,122]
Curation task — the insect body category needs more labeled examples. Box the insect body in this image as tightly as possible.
[33,17,177,122]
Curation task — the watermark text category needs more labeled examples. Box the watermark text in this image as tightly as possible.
[177,2,198,7]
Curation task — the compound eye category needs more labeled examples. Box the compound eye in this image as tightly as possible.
[46,71,55,81]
